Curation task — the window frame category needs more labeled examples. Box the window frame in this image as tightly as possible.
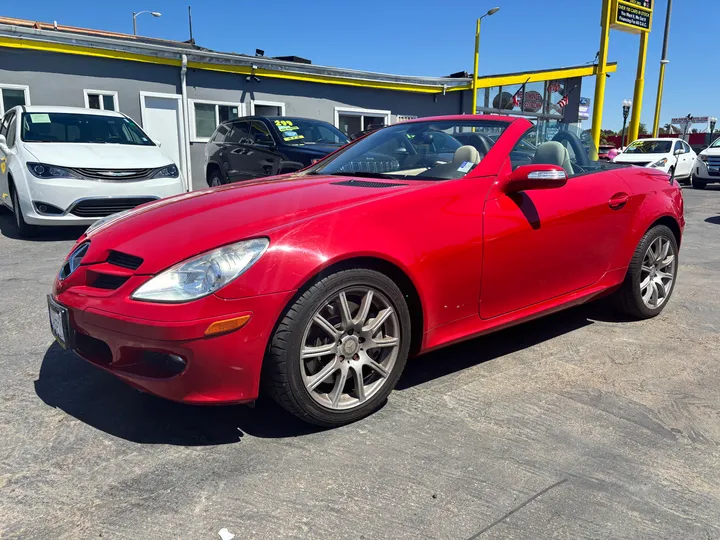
[6,113,17,147]
[250,100,286,116]
[189,99,246,143]
[0,84,31,116]
[682,141,692,154]
[83,89,119,112]
[334,107,392,133]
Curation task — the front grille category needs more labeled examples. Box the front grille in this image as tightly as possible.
[332,180,407,188]
[71,167,155,181]
[629,162,651,168]
[706,157,720,167]
[107,250,143,270]
[90,273,130,290]
[69,197,156,218]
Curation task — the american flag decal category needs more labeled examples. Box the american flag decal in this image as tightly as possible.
[557,94,569,108]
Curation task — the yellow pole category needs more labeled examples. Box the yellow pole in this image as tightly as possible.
[591,0,612,154]
[471,18,480,115]
[652,61,667,137]
[628,30,649,142]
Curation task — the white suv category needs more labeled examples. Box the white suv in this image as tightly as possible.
[0,106,185,237]
[694,138,720,190]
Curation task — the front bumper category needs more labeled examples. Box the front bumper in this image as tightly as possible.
[694,161,720,182]
[20,175,185,226]
[52,289,295,404]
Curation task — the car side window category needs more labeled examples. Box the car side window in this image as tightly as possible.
[250,121,274,145]
[213,124,230,143]
[226,121,252,144]
[0,112,10,138]
[6,115,16,147]
[673,141,684,154]
[682,141,692,154]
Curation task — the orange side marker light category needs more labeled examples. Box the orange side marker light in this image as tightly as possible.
[205,315,251,337]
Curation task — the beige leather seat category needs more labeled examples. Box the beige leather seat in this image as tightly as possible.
[531,141,574,176]
[422,145,481,179]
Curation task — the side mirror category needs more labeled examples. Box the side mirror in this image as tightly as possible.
[505,165,567,192]
[278,161,304,174]
[674,148,683,156]
[0,134,6,148]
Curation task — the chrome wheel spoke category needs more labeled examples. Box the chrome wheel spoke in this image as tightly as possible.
[655,269,673,281]
[658,239,670,262]
[350,364,366,402]
[360,352,390,379]
[641,265,653,274]
[301,343,336,359]
[313,314,340,339]
[650,281,660,306]
[640,275,651,290]
[338,292,353,330]
[330,367,349,408]
[368,336,399,350]
[355,290,374,326]
[365,307,394,334]
[658,254,675,269]
[306,359,340,391]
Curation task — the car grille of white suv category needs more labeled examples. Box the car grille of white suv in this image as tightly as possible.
[71,168,155,181]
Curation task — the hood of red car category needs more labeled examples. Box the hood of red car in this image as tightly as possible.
[82,174,415,273]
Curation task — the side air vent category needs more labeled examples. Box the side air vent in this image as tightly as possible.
[107,250,144,270]
[90,273,130,290]
[331,180,407,189]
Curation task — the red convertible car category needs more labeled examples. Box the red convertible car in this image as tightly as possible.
[49,115,684,426]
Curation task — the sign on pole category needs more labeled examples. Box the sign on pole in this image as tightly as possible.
[611,0,653,34]
[672,116,709,125]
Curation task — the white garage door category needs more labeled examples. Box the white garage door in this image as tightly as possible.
[140,92,187,189]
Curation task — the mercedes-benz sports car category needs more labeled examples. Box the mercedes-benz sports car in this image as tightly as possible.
[49,115,684,427]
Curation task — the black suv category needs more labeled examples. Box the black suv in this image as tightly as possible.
[204,116,350,186]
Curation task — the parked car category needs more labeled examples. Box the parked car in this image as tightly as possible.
[0,106,185,237]
[613,138,696,184]
[204,116,349,186]
[50,116,683,427]
[692,137,720,189]
[598,144,617,161]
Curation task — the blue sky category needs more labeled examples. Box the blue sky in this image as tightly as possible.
[2,0,712,131]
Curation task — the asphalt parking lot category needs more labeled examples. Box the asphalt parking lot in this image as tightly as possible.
[1,186,719,540]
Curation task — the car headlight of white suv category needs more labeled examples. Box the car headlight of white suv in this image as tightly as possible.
[131,238,270,303]
[648,158,668,168]
[27,162,81,179]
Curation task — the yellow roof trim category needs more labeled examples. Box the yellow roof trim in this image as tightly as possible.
[473,64,618,89]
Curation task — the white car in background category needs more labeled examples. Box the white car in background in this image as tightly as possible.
[0,106,185,237]
[693,137,720,190]
[613,138,696,185]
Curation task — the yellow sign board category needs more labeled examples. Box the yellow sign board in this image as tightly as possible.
[611,0,653,34]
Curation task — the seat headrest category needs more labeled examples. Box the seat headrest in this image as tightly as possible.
[453,145,481,165]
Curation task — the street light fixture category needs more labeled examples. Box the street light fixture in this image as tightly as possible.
[621,99,632,148]
[710,116,718,144]
[133,10,162,36]
[471,7,500,115]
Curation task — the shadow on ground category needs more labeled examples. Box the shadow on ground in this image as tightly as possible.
[0,211,87,241]
[706,215,720,225]
[35,302,631,444]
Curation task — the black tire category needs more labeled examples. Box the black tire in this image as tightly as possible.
[263,269,411,427]
[691,175,707,190]
[613,224,678,319]
[10,186,36,238]
[208,170,224,187]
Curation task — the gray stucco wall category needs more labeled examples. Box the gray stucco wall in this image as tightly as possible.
[1,47,469,190]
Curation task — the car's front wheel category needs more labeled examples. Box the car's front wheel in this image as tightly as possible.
[10,187,36,238]
[613,224,678,319]
[264,269,411,426]
[208,170,224,187]
[691,175,707,190]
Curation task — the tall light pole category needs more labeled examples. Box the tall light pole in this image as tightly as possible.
[133,10,162,35]
[471,7,500,115]
[652,0,672,137]
[621,99,632,148]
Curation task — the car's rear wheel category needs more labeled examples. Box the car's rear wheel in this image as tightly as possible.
[10,186,36,238]
[613,224,678,319]
[263,269,411,427]
[208,170,224,187]
[691,175,707,190]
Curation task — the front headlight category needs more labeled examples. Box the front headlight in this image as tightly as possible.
[150,163,179,178]
[700,154,709,162]
[131,238,269,303]
[27,162,81,179]
[648,158,668,168]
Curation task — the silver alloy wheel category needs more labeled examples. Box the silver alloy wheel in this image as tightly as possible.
[640,235,676,309]
[300,286,401,411]
[210,176,222,187]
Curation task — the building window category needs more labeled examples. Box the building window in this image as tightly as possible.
[190,100,244,141]
[334,107,391,138]
[251,100,286,117]
[83,90,119,111]
[0,85,30,115]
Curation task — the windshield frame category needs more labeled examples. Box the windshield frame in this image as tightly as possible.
[710,137,720,148]
[624,139,673,154]
[305,118,511,181]
[20,112,156,146]
[268,117,350,146]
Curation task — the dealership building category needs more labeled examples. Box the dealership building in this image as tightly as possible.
[0,17,617,190]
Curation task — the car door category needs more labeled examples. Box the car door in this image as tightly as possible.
[0,111,15,208]
[480,130,635,319]
[248,120,284,178]
[223,120,254,182]
[681,141,695,177]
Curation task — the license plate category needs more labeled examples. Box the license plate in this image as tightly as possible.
[48,296,72,349]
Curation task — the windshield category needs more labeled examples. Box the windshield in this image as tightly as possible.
[21,112,154,145]
[624,140,672,154]
[311,119,508,180]
[270,118,350,146]
[711,138,720,148]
